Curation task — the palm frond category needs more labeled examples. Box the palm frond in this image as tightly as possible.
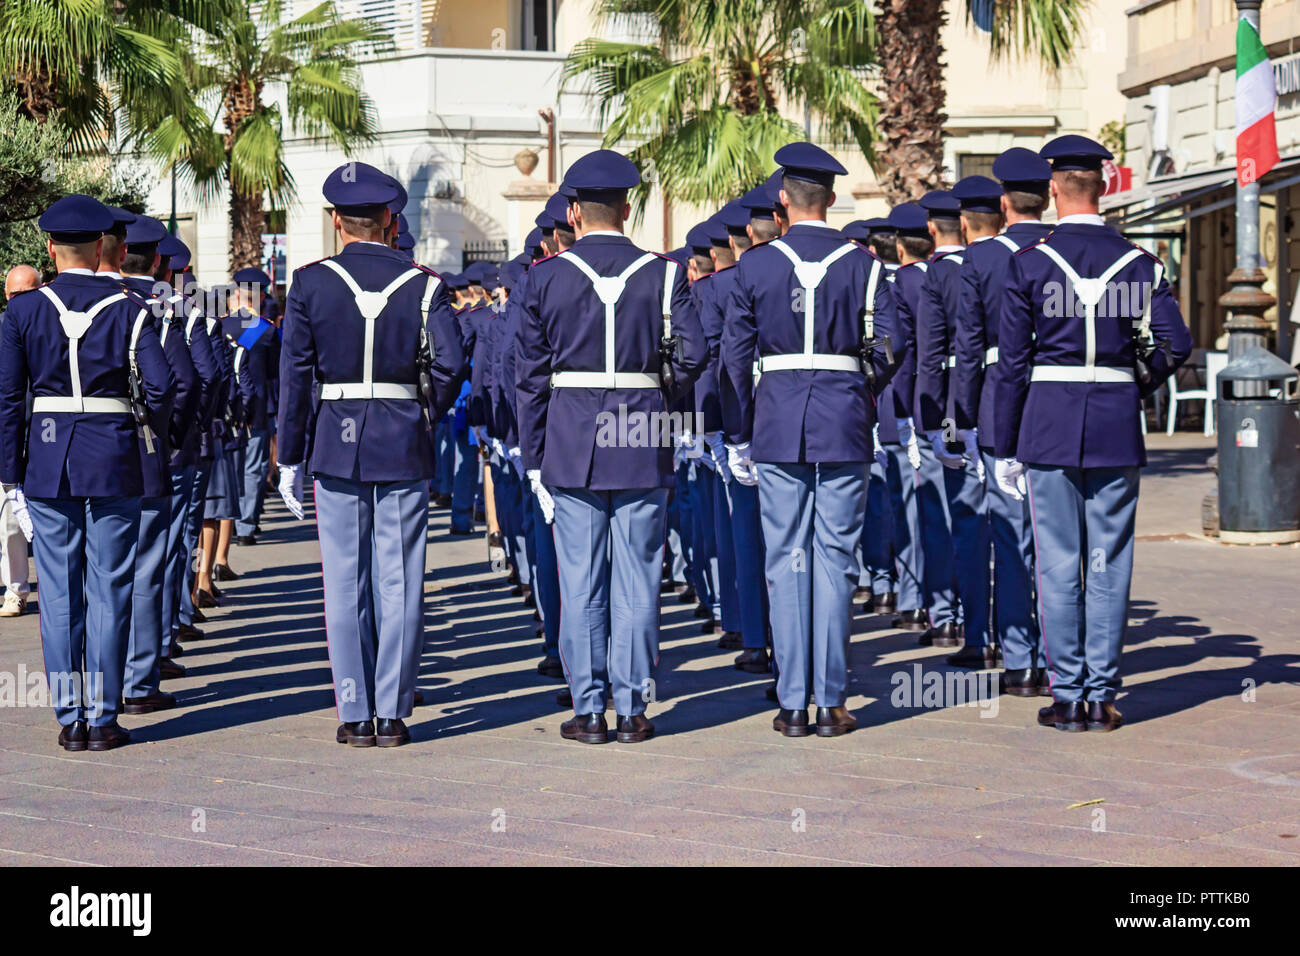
[967,0,1091,70]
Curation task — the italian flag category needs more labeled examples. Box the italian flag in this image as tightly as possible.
[1236,18,1279,186]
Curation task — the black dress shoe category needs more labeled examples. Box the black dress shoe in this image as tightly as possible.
[523,590,536,608]
[1036,668,1053,696]
[449,526,475,536]
[168,641,184,658]
[413,690,424,706]
[816,706,857,737]
[660,579,680,593]
[699,619,718,635]
[124,690,177,714]
[919,621,961,647]
[693,603,712,619]
[235,535,256,547]
[376,718,411,747]
[891,609,929,631]
[676,585,696,604]
[734,647,771,673]
[433,494,452,508]
[560,713,608,744]
[536,656,565,679]
[177,622,205,641]
[1087,700,1123,732]
[765,683,779,703]
[877,592,898,612]
[190,607,206,622]
[1037,701,1087,732]
[160,657,186,679]
[58,720,88,752]
[474,507,486,523]
[616,714,655,743]
[213,563,240,582]
[194,588,220,609]
[773,708,811,737]
[1000,668,1040,697]
[336,720,376,747]
[853,586,873,600]
[209,582,224,600]
[556,688,573,708]
[507,568,520,586]
[946,644,998,669]
[510,584,524,597]
[87,722,131,751]
[717,631,743,650]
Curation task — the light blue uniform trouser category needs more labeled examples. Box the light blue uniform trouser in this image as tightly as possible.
[450,428,477,532]
[176,462,210,646]
[530,493,560,657]
[861,456,895,593]
[982,450,1043,669]
[758,462,867,710]
[728,481,769,650]
[916,440,957,625]
[235,426,269,536]
[124,495,170,699]
[28,496,141,727]
[688,461,717,613]
[552,487,667,717]
[494,462,532,588]
[435,418,454,495]
[314,475,429,723]
[1025,465,1139,703]
[884,444,925,612]
[943,455,990,647]
[667,463,694,585]
[712,470,740,632]
[161,464,195,647]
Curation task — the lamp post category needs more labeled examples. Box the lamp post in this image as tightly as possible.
[1219,0,1275,395]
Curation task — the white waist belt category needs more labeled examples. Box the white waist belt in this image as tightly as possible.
[1031,366,1135,384]
[985,346,999,365]
[947,355,957,368]
[32,396,133,414]
[550,371,659,389]
[758,353,859,373]
[320,382,419,400]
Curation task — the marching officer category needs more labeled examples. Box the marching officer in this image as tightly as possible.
[884,202,933,634]
[277,162,465,747]
[721,143,897,737]
[995,135,1191,732]
[0,195,175,751]
[918,179,998,668]
[515,149,706,745]
[117,215,200,713]
[230,266,277,546]
[952,148,1055,695]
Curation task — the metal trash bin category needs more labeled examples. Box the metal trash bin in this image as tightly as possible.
[1215,346,1300,544]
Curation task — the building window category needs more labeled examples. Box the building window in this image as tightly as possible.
[463,239,508,269]
[262,209,287,290]
[522,0,555,51]
[957,154,998,180]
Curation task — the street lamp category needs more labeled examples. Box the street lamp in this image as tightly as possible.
[1219,0,1275,394]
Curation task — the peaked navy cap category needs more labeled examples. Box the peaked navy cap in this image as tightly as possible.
[993,147,1052,188]
[323,161,402,212]
[952,175,1004,213]
[39,194,115,244]
[774,142,847,189]
[1040,134,1113,171]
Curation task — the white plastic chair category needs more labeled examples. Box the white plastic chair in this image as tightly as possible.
[1167,356,1213,436]
[1203,351,1227,435]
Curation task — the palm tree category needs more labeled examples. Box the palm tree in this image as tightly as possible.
[0,0,224,147]
[876,0,1091,204]
[130,0,385,269]
[562,0,876,219]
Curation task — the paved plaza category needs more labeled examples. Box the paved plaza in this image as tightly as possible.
[0,434,1297,866]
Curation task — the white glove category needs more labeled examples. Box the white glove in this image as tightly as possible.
[693,433,715,471]
[994,458,1026,502]
[490,437,505,462]
[527,469,555,524]
[705,431,732,483]
[676,430,696,452]
[278,462,305,519]
[872,424,887,470]
[928,430,964,469]
[726,443,758,486]
[4,486,32,543]
[960,430,984,482]
[900,417,921,470]
[508,446,525,479]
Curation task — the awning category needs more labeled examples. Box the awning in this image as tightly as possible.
[1104,155,1300,229]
